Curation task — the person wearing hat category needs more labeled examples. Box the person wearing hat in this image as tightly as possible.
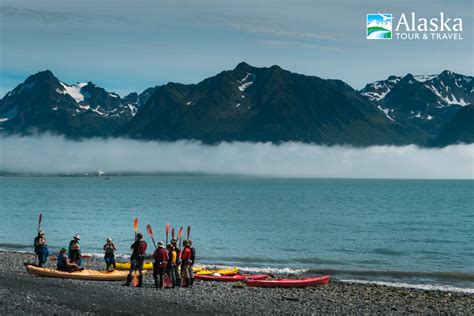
[124,232,147,287]
[168,239,181,287]
[57,247,78,272]
[152,241,169,288]
[33,230,49,267]
[68,234,82,266]
[103,237,117,270]
[180,240,193,288]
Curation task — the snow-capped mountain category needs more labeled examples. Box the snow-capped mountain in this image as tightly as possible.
[1,65,472,146]
[0,70,137,137]
[360,70,473,141]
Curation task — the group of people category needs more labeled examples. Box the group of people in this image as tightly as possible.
[33,230,197,288]
[123,232,196,288]
[34,231,83,271]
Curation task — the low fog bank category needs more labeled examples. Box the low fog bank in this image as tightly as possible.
[0,134,473,179]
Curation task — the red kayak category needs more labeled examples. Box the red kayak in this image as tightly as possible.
[195,274,268,282]
[245,276,331,288]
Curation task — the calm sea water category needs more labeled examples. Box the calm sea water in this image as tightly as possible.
[0,176,473,290]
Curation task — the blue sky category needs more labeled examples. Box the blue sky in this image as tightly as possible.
[0,0,472,97]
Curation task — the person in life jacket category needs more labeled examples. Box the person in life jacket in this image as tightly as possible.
[188,239,196,287]
[168,239,181,287]
[103,237,116,270]
[180,240,193,288]
[68,234,82,266]
[153,241,169,288]
[33,230,49,267]
[57,248,79,272]
[123,232,147,287]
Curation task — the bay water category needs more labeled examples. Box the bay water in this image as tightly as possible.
[0,176,472,291]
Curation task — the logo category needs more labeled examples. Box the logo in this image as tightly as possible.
[366,12,463,41]
[367,14,392,40]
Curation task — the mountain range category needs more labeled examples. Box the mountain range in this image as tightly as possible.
[0,63,472,147]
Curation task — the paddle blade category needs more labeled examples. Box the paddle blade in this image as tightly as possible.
[38,213,42,226]
[187,226,191,239]
[165,223,170,236]
[172,228,175,239]
[133,218,138,233]
[133,273,138,287]
[177,227,183,239]
[146,224,154,238]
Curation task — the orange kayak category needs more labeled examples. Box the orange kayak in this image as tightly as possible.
[25,264,138,281]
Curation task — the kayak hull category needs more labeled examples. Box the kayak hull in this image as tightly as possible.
[245,276,331,288]
[116,261,154,270]
[195,267,239,276]
[195,274,268,282]
[25,265,134,281]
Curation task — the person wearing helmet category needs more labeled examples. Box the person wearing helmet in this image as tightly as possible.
[57,247,79,272]
[33,230,49,267]
[103,237,117,270]
[153,241,169,288]
[68,234,82,266]
[123,232,147,287]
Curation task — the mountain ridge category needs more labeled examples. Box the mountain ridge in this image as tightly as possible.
[1,64,472,147]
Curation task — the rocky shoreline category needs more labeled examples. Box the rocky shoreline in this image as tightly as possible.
[1,252,472,315]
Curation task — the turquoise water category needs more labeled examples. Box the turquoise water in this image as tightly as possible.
[0,176,473,289]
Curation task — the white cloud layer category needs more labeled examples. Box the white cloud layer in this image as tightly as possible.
[0,134,473,179]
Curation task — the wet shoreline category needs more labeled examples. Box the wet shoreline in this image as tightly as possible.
[1,252,473,315]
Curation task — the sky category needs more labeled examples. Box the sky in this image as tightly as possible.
[1,134,473,178]
[0,0,472,97]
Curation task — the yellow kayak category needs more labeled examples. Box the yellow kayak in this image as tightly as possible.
[116,261,154,270]
[195,267,239,276]
[25,265,135,281]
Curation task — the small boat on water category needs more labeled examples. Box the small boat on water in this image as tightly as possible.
[245,276,331,288]
[25,264,135,281]
[195,274,268,282]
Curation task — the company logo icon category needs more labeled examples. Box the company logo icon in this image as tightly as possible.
[367,14,392,39]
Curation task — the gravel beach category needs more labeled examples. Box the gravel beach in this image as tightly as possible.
[1,252,472,315]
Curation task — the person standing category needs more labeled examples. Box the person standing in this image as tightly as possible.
[188,239,196,287]
[180,240,193,288]
[169,239,181,287]
[103,237,117,270]
[153,241,169,288]
[33,230,49,267]
[68,234,82,266]
[123,232,147,287]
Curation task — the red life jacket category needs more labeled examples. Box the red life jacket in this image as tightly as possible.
[181,247,191,262]
[154,248,168,268]
[136,240,147,255]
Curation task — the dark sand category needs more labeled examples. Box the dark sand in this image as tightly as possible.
[1,252,472,315]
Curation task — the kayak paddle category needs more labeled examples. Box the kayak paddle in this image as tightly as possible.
[38,212,42,234]
[165,223,170,246]
[146,224,157,249]
[187,225,191,240]
[35,212,43,265]
[172,228,175,240]
[177,226,183,247]
[133,217,139,287]
[133,217,138,239]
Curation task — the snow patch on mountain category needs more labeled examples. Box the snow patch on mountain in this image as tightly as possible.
[59,82,87,103]
[238,73,255,92]
[377,106,395,121]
